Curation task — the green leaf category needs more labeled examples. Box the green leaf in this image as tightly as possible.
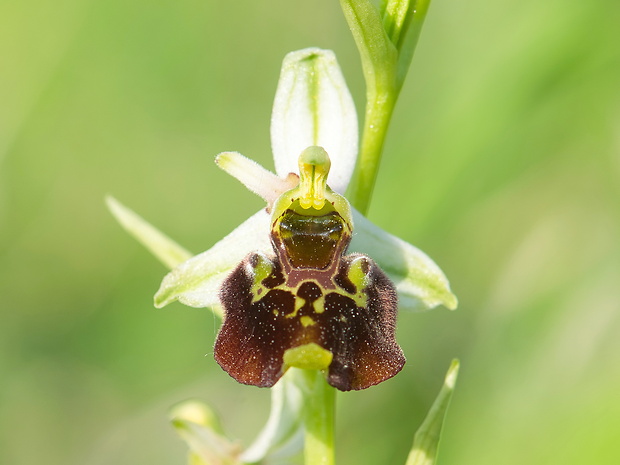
[350,210,457,311]
[106,195,192,270]
[405,359,460,465]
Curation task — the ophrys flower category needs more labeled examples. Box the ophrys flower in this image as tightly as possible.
[150,48,456,391]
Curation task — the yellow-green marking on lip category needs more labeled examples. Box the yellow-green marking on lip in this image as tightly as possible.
[284,343,333,370]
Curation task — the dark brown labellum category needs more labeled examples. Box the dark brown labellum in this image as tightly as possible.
[214,203,405,391]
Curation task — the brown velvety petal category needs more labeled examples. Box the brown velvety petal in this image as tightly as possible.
[215,252,405,391]
[214,254,294,387]
[317,255,405,391]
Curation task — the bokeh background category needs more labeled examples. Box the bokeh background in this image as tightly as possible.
[2,0,619,464]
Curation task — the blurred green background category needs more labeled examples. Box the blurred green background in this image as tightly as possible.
[1,0,619,464]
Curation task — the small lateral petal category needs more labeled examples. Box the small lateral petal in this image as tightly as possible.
[349,209,458,312]
[271,48,358,194]
[215,152,298,205]
[154,209,273,314]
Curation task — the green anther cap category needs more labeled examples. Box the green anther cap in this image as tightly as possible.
[298,146,331,210]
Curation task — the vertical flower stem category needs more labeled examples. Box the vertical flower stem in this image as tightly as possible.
[339,0,399,215]
[340,0,433,215]
[350,89,397,215]
[303,370,336,465]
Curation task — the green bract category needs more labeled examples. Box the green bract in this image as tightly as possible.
[170,400,241,465]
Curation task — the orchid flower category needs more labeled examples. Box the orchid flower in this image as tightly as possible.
[149,48,455,391]
[108,46,457,464]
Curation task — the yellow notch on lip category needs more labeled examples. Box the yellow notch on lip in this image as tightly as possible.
[283,342,333,370]
[298,146,331,210]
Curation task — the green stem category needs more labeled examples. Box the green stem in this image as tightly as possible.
[303,370,336,465]
[348,89,397,215]
[339,0,398,215]
[340,0,432,215]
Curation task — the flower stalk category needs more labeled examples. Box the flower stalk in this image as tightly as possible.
[303,370,336,465]
[340,0,432,214]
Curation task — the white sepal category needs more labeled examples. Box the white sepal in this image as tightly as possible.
[106,196,192,270]
[349,209,458,312]
[271,48,358,194]
[154,209,272,314]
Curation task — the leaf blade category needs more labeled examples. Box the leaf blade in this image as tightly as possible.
[405,359,460,465]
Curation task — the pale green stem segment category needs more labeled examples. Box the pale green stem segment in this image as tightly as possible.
[339,0,431,214]
[405,359,459,465]
[106,195,192,269]
[302,370,336,465]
